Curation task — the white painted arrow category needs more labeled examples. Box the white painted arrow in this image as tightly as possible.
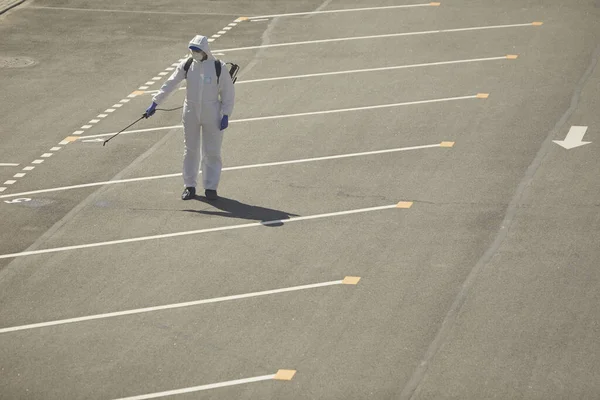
[553,126,591,149]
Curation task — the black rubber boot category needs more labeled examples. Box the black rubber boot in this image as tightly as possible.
[181,187,196,200]
[205,189,218,200]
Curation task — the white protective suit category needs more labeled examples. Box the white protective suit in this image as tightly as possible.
[152,35,235,190]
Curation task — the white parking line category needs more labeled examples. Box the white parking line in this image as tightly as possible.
[27,6,240,17]
[215,22,541,52]
[238,56,514,84]
[140,56,513,95]
[0,143,450,199]
[112,371,294,400]
[73,94,484,140]
[249,2,437,19]
[0,278,356,333]
[76,125,183,140]
[221,95,483,124]
[0,203,409,259]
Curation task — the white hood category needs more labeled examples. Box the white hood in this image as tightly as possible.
[188,35,215,60]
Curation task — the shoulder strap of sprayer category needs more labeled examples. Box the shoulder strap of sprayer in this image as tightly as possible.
[183,57,193,79]
[184,58,235,84]
[215,60,222,84]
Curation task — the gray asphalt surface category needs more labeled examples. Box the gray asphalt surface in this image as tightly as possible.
[1,1,599,399]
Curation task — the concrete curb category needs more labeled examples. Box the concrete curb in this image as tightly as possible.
[0,0,25,15]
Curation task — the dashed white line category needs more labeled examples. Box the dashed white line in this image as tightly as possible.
[0,188,6,192]
[165,67,175,71]
[228,23,237,26]
[212,34,221,38]
[0,203,407,259]
[0,143,448,198]
[22,166,35,171]
[223,27,232,30]
[215,22,540,53]
[208,38,215,42]
[6,16,242,196]
[3,180,16,185]
[0,279,350,333]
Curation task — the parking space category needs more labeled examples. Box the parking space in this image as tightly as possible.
[1,0,600,399]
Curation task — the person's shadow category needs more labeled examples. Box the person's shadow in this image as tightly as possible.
[183,196,299,227]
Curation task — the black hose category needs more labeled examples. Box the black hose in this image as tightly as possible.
[102,107,183,146]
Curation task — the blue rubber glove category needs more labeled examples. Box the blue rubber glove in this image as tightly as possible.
[220,115,229,130]
[144,102,157,118]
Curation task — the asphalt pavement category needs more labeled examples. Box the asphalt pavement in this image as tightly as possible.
[1,1,599,399]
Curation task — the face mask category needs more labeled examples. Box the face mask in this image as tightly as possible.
[191,50,206,62]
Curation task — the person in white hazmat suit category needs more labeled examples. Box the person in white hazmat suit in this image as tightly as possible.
[144,35,235,200]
